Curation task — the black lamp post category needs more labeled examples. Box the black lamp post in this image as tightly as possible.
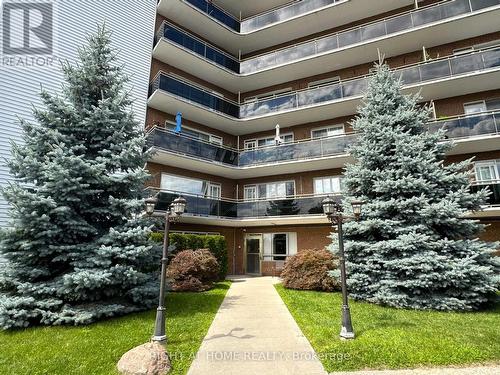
[322,197,363,339]
[145,194,186,343]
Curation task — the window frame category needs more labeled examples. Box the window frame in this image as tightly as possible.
[243,180,296,200]
[313,176,343,195]
[310,124,345,139]
[244,132,294,149]
[474,161,500,183]
[463,101,487,115]
[272,233,288,261]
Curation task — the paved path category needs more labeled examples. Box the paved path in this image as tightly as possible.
[332,366,500,375]
[187,276,327,375]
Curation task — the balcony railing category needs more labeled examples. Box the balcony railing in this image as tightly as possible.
[183,0,349,33]
[149,189,338,218]
[470,181,500,206]
[155,21,240,73]
[184,0,240,32]
[147,111,500,167]
[240,0,500,73]
[149,47,500,119]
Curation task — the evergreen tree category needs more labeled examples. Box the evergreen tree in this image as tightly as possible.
[341,63,499,311]
[0,26,159,329]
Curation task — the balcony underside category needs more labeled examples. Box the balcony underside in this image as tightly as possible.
[147,68,500,135]
[149,134,500,178]
[157,0,413,55]
[213,0,291,19]
[152,5,500,92]
[149,148,354,178]
[172,214,330,227]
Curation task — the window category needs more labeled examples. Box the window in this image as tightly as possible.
[160,173,220,198]
[244,181,295,200]
[314,176,343,195]
[166,122,223,145]
[208,183,221,198]
[308,76,340,88]
[475,161,500,182]
[244,185,257,200]
[463,98,500,115]
[311,124,345,139]
[244,133,294,149]
[464,101,487,114]
[453,40,500,55]
[272,234,287,261]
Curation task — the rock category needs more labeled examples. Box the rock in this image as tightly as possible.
[117,342,171,375]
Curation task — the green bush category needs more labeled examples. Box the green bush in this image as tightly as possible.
[151,233,228,280]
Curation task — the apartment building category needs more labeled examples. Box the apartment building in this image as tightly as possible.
[145,0,500,275]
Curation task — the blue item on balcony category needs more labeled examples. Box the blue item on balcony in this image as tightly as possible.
[175,112,182,133]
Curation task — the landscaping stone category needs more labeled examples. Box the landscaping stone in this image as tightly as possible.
[117,342,171,375]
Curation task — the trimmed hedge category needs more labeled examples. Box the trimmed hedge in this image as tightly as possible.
[151,233,228,280]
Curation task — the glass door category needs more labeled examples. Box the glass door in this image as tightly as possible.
[245,234,262,274]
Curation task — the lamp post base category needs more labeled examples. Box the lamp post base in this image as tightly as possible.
[339,305,355,339]
[117,341,171,375]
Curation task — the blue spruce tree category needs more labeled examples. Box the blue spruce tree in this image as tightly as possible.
[342,63,499,311]
[0,26,159,329]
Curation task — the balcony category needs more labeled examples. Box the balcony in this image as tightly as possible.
[148,111,500,178]
[148,188,336,226]
[148,47,500,133]
[145,185,499,226]
[156,1,415,55]
[470,181,500,206]
[153,0,500,91]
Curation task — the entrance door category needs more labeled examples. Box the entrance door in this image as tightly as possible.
[245,235,262,274]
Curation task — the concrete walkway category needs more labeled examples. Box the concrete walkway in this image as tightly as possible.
[332,366,500,375]
[187,276,327,375]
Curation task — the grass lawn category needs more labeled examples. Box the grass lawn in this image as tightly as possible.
[0,281,230,375]
[276,284,500,372]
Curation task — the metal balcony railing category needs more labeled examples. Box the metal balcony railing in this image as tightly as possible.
[240,0,500,73]
[147,111,500,167]
[149,47,500,119]
[183,0,349,33]
[147,188,339,218]
[155,21,240,73]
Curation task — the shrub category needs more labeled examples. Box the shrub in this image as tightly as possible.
[281,249,340,292]
[166,249,219,292]
[152,233,228,280]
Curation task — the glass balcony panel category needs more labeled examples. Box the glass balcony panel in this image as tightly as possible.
[360,21,386,41]
[442,0,471,17]
[471,0,500,11]
[240,53,277,74]
[316,35,338,53]
[320,134,356,155]
[411,4,444,26]
[276,42,316,65]
[297,84,342,106]
[185,0,240,31]
[450,53,484,74]
[396,66,421,85]
[419,59,451,82]
[341,78,368,97]
[385,14,412,34]
[338,28,362,48]
[481,48,500,68]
